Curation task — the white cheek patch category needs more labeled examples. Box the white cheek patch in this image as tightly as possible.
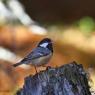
[40,43,48,47]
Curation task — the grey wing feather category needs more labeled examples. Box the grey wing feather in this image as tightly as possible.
[27,47,50,59]
[21,47,50,62]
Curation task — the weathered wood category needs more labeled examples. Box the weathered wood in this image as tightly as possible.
[16,61,91,95]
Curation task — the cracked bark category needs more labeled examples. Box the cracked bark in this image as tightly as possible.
[16,61,91,95]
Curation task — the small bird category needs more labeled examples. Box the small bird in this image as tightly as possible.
[13,38,53,71]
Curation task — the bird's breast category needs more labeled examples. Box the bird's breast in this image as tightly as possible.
[31,54,52,66]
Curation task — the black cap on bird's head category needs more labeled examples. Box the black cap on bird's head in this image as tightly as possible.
[38,38,53,52]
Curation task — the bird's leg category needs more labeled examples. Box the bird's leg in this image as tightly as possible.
[34,66,40,80]
[34,66,38,74]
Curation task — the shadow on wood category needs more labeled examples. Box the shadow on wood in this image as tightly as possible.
[16,61,91,95]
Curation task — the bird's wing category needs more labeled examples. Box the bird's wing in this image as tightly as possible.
[27,47,50,59]
[21,47,50,62]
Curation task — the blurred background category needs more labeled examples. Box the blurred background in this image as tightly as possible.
[0,0,95,94]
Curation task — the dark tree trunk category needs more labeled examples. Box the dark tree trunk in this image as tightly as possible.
[16,61,91,95]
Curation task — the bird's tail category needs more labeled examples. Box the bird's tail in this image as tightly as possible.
[13,62,23,67]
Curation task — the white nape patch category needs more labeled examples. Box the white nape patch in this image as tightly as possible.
[40,43,48,47]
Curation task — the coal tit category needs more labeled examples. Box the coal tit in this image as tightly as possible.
[13,38,53,67]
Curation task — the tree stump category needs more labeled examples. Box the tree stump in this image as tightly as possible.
[16,61,91,95]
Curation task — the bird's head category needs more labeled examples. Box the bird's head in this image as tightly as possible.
[38,38,53,52]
